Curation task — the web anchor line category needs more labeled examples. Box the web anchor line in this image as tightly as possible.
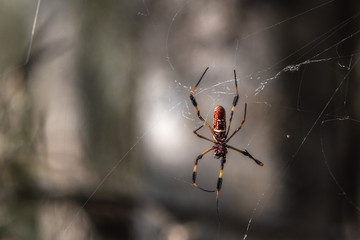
[25,0,41,64]
[320,119,360,212]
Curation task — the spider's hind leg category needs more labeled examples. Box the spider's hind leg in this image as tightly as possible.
[225,70,240,139]
[190,67,216,137]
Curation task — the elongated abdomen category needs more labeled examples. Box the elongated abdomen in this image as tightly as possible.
[213,105,226,139]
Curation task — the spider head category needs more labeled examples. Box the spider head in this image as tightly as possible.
[214,143,227,158]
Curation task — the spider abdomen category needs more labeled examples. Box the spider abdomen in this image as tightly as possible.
[213,105,226,139]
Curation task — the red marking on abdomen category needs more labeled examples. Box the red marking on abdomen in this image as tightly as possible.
[213,105,226,138]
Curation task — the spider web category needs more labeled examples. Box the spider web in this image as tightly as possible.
[2,0,360,239]
[138,0,360,239]
[161,3,360,237]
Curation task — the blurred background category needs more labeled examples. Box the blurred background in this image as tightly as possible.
[0,0,359,239]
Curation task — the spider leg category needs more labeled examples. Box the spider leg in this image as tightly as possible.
[225,70,239,139]
[215,157,226,219]
[216,157,226,202]
[190,67,216,137]
[225,103,247,143]
[193,125,216,143]
[192,147,216,193]
[227,145,264,166]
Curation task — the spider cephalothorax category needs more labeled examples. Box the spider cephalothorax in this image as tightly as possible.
[214,141,227,158]
[190,67,264,204]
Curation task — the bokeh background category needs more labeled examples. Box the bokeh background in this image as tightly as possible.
[0,0,359,239]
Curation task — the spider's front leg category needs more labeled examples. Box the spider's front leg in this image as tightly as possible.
[216,157,226,202]
[192,147,215,193]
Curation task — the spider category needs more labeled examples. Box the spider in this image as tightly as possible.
[190,67,264,203]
